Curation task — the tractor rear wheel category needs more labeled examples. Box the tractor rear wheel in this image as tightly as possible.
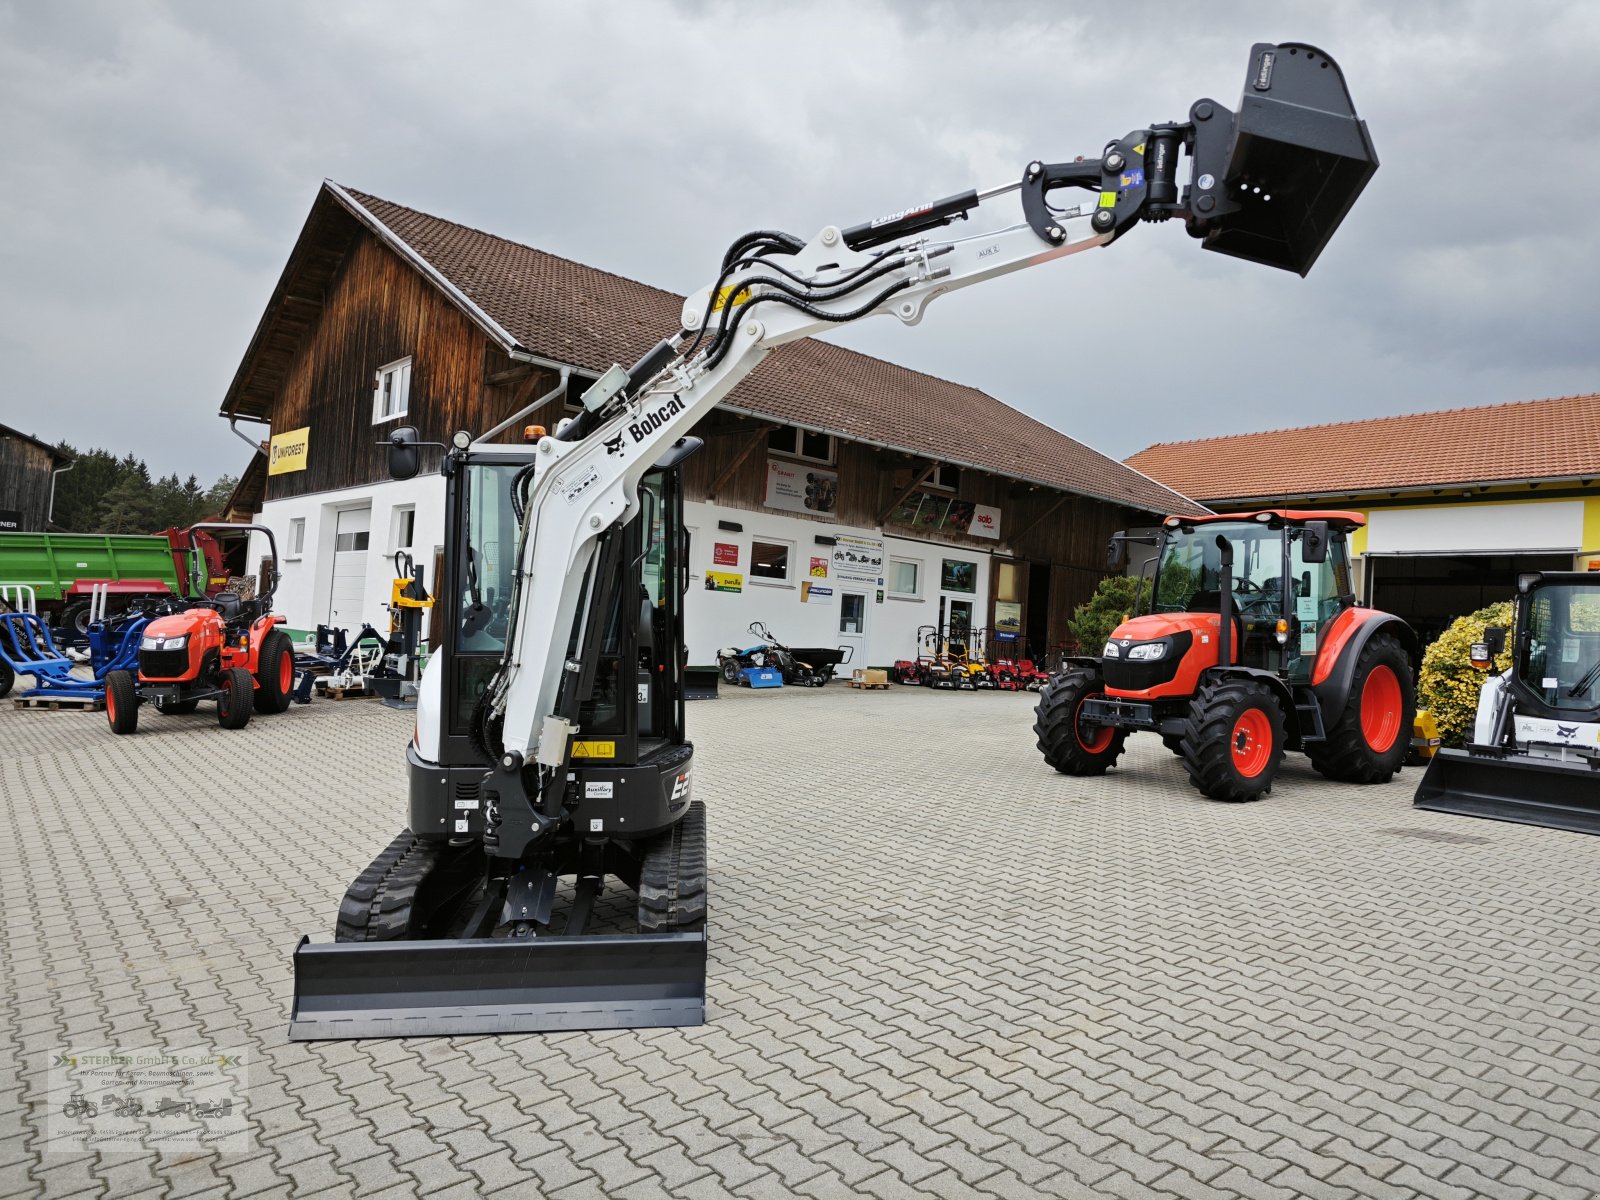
[1179,678,1284,801]
[1034,669,1128,775]
[638,800,707,932]
[105,670,139,735]
[216,666,254,729]
[254,630,295,714]
[1308,634,1414,784]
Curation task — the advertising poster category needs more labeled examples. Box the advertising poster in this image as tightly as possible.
[801,582,834,605]
[994,600,1022,634]
[764,458,838,517]
[809,557,829,578]
[713,542,739,566]
[704,571,743,593]
[831,535,884,585]
[969,504,1001,539]
[941,559,976,593]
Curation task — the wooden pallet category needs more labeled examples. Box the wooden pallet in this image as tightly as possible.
[13,693,105,711]
[848,681,890,690]
[316,684,375,701]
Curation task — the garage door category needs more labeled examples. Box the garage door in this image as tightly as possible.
[1368,552,1573,644]
[328,507,371,628]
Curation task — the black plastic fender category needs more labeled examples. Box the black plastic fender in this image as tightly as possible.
[1200,666,1297,726]
[1311,615,1418,724]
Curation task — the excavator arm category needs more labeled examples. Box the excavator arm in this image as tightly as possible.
[475,40,1377,857]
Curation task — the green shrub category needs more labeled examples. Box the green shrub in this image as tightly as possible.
[1068,575,1142,654]
[1418,600,1514,747]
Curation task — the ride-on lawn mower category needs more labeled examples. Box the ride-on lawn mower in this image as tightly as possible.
[104,524,295,734]
[290,40,1376,1038]
[1415,571,1600,833]
[1036,511,1417,801]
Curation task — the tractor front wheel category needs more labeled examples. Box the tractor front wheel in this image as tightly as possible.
[217,667,254,730]
[1308,634,1415,784]
[1179,678,1284,801]
[105,670,139,735]
[254,630,295,714]
[1034,669,1128,775]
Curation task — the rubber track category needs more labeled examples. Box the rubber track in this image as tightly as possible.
[334,830,444,941]
[638,801,707,931]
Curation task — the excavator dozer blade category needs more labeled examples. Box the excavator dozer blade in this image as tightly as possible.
[289,931,707,1040]
[1193,42,1379,276]
[1413,749,1600,836]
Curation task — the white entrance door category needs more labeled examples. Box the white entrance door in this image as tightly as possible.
[838,590,869,670]
[328,506,372,628]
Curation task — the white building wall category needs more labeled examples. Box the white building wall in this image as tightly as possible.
[682,500,989,668]
[253,482,993,666]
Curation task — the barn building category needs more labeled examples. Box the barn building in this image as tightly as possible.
[0,422,72,533]
[219,182,1202,667]
[1127,394,1600,641]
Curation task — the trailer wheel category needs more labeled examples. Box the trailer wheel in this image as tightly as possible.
[1033,669,1127,775]
[638,800,707,931]
[1179,678,1284,801]
[216,667,254,729]
[106,670,139,735]
[1309,634,1415,784]
[254,630,295,714]
[0,658,12,699]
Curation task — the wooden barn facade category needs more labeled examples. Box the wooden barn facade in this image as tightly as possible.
[218,182,1204,665]
[0,423,71,533]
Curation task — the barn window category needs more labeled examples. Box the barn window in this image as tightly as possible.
[373,357,412,423]
[926,463,961,491]
[767,425,836,465]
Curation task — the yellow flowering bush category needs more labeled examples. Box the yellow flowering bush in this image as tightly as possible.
[1418,600,1514,748]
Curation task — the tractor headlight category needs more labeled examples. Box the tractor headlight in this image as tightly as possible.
[1102,641,1121,658]
[1127,642,1166,661]
[141,633,188,651]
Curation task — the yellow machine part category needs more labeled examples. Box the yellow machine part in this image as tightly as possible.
[1411,709,1441,761]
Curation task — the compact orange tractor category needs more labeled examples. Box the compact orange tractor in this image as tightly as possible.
[105,524,295,734]
[1035,511,1417,801]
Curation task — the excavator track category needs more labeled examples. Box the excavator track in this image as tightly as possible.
[638,801,707,931]
[335,832,480,942]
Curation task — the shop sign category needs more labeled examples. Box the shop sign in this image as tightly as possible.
[765,458,838,518]
[969,504,1001,539]
[705,570,743,593]
[268,426,310,475]
[809,557,829,578]
[713,542,739,566]
[941,559,976,593]
[801,582,833,605]
[831,534,883,585]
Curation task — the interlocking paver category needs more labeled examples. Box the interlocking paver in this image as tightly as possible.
[3,686,1600,1199]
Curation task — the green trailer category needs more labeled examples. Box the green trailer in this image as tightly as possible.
[0,531,189,637]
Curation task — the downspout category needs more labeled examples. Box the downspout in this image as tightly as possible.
[46,459,73,529]
[476,363,572,446]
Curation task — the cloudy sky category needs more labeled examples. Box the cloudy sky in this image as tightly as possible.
[2,1,1596,480]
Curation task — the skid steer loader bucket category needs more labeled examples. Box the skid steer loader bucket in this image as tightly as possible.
[1414,749,1600,836]
[1189,42,1378,275]
[289,931,707,1039]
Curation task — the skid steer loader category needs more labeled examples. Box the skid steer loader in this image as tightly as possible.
[1415,571,1600,833]
[289,39,1378,1038]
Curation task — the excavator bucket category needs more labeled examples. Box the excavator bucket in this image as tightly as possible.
[1413,749,1600,836]
[289,932,707,1039]
[1190,42,1379,276]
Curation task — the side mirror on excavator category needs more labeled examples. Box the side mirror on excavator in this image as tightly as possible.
[386,426,421,480]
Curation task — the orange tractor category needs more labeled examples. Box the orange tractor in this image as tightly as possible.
[1035,511,1417,801]
[105,524,296,734]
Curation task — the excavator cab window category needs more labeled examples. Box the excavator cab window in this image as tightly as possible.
[1517,581,1600,710]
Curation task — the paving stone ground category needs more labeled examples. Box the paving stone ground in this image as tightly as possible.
[2,681,1599,1199]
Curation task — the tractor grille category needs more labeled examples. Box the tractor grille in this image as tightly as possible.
[139,648,191,680]
[1103,632,1191,693]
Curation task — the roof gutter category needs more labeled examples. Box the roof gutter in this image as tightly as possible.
[1198,472,1600,509]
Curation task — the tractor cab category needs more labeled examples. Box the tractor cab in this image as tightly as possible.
[1136,510,1361,682]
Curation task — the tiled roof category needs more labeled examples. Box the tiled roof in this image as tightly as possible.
[336,186,1203,517]
[1126,394,1600,503]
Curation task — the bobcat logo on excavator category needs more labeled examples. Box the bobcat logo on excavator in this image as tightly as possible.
[603,433,625,455]
[1557,724,1579,739]
[628,396,686,443]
